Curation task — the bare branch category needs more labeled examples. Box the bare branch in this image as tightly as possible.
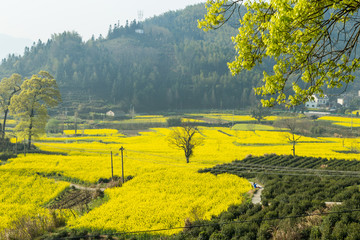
[168,125,204,163]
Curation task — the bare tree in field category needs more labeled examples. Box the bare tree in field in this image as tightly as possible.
[168,125,204,163]
[251,103,270,123]
[274,117,302,156]
[283,118,301,156]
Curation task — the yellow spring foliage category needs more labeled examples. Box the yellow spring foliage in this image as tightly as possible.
[5,119,17,125]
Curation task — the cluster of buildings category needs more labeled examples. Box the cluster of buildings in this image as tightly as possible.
[304,92,360,110]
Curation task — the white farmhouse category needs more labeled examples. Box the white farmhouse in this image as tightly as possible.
[305,94,329,108]
[106,110,115,117]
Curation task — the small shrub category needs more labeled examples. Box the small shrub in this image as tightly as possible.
[219,212,235,222]
[125,175,134,181]
[92,189,104,198]
[198,231,210,240]
[167,117,182,127]
[311,125,326,135]
[221,224,236,239]
[107,179,122,188]
[97,177,110,184]
[209,231,226,240]
[0,151,16,161]
[0,211,66,240]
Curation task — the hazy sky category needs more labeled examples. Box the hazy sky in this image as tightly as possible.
[0,0,205,42]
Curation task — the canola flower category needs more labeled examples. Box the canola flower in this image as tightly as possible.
[2,125,360,235]
[0,170,69,231]
[99,116,167,125]
[319,116,360,126]
[69,169,251,234]
[64,129,119,136]
[333,122,360,128]
[6,127,358,183]
[40,134,125,143]
[188,113,288,123]
[100,115,205,124]
[200,114,256,122]
[232,124,283,131]
[133,115,164,118]
[182,118,206,123]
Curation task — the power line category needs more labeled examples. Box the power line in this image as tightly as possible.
[126,149,184,162]
[232,162,360,175]
[28,142,360,177]
[31,140,360,176]
[28,142,202,169]
[202,167,360,177]
[60,208,360,239]
[125,156,198,169]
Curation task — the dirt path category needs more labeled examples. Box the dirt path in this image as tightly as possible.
[250,182,263,204]
[70,183,106,192]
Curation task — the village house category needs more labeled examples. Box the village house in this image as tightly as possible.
[106,110,115,117]
[305,94,329,109]
[337,95,352,108]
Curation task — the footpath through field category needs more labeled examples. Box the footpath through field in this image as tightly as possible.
[69,183,106,192]
[250,182,263,204]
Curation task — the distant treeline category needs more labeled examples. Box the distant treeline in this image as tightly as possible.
[0,4,273,112]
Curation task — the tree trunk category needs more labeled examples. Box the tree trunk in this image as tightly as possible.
[186,156,189,163]
[292,142,295,156]
[28,135,32,149]
[28,113,33,149]
[2,109,8,140]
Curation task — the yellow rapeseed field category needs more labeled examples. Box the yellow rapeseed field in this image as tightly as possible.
[64,129,119,136]
[0,170,69,232]
[319,115,360,127]
[189,113,286,122]
[70,170,250,234]
[2,120,360,235]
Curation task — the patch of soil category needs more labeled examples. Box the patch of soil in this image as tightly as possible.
[333,150,360,154]
[201,117,230,124]
[121,129,154,136]
[47,187,103,209]
[218,129,233,136]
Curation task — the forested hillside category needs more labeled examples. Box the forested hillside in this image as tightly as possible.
[0,4,271,112]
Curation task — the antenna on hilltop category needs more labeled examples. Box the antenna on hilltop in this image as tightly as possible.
[137,10,144,22]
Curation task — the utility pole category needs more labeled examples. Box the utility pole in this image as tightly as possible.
[23,138,26,156]
[15,137,17,155]
[74,111,78,135]
[110,151,113,179]
[120,146,125,183]
[232,109,234,128]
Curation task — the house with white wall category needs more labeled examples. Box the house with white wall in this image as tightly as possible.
[305,94,329,108]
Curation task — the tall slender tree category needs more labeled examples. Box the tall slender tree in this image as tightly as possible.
[0,73,22,140]
[10,71,61,149]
